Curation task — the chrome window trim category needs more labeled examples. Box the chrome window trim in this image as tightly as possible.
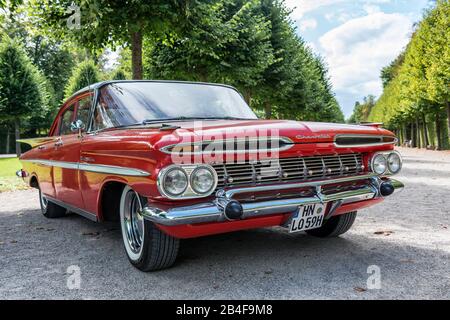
[21,159,150,177]
[334,134,398,148]
[160,137,294,155]
[157,164,218,200]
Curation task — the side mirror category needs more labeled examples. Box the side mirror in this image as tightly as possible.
[70,119,86,136]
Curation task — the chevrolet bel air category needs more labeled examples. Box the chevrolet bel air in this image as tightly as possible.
[17,80,404,271]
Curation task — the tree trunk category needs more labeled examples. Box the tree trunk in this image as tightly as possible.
[264,101,272,120]
[436,117,442,150]
[243,91,251,106]
[447,101,450,134]
[6,127,10,154]
[14,119,21,157]
[422,114,429,147]
[418,118,424,148]
[131,31,143,80]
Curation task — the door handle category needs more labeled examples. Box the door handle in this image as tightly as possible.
[54,138,63,147]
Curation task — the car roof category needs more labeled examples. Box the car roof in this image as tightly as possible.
[67,80,240,102]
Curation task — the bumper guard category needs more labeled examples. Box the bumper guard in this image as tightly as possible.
[141,173,403,226]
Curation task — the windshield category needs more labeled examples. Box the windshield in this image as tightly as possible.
[92,82,257,130]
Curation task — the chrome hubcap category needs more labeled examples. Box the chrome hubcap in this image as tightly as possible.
[123,190,144,254]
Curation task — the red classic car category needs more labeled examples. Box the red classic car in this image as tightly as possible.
[17,80,403,271]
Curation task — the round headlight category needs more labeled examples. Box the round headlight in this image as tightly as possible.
[387,152,402,174]
[191,167,216,194]
[162,168,188,196]
[372,154,387,175]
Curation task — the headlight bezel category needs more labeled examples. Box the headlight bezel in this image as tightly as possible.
[157,164,218,200]
[370,151,402,176]
[371,153,388,175]
[190,166,217,195]
[387,151,403,174]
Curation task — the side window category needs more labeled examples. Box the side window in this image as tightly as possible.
[76,95,92,130]
[59,104,76,136]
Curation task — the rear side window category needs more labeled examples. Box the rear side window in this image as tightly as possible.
[59,104,75,135]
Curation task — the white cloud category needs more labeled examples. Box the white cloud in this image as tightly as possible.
[299,18,318,31]
[318,11,413,115]
[363,4,381,14]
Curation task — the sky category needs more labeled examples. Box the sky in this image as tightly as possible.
[284,0,432,118]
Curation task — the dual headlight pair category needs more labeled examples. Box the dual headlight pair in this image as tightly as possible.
[370,151,402,175]
[157,164,218,199]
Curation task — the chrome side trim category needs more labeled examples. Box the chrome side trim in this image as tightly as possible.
[141,175,403,226]
[21,159,150,177]
[78,163,150,177]
[45,196,98,222]
[334,134,398,148]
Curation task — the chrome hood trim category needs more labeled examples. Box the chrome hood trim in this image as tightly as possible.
[160,136,294,155]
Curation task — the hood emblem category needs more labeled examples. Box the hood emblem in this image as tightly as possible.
[296,134,331,140]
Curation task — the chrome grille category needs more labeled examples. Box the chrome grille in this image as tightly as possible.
[212,154,364,189]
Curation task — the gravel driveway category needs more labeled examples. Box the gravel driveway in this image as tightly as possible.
[1,147,449,300]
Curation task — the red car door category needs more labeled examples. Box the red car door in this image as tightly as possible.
[51,99,85,209]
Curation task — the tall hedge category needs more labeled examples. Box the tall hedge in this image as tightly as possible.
[64,60,100,99]
[0,36,49,155]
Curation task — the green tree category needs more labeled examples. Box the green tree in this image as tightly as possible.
[30,0,188,80]
[0,37,49,156]
[110,68,129,80]
[64,60,100,98]
[147,0,343,123]
[348,95,376,123]
[380,52,405,88]
[369,0,449,149]
[148,0,274,103]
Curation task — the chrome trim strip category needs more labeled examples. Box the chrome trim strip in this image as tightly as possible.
[334,134,398,148]
[78,163,150,176]
[141,175,403,226]
[22,159,150,177]
[45,196,98,222]
[160,137,294,155]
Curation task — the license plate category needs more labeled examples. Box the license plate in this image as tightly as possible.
[289,203,327,233]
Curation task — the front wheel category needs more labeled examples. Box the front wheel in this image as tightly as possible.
[39,187,66,218]
[306,211,357,238]
[119,186,180,271]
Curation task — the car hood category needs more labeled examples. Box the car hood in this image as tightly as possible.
[106,119,394,150]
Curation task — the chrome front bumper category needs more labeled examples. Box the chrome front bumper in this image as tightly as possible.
[141,173,404,226]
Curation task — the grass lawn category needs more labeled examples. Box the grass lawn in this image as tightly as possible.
[0,157,29,192]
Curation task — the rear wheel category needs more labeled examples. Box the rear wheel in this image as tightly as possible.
[119,186,179,271]
[306,211,357,238]
[39,187,66,218]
